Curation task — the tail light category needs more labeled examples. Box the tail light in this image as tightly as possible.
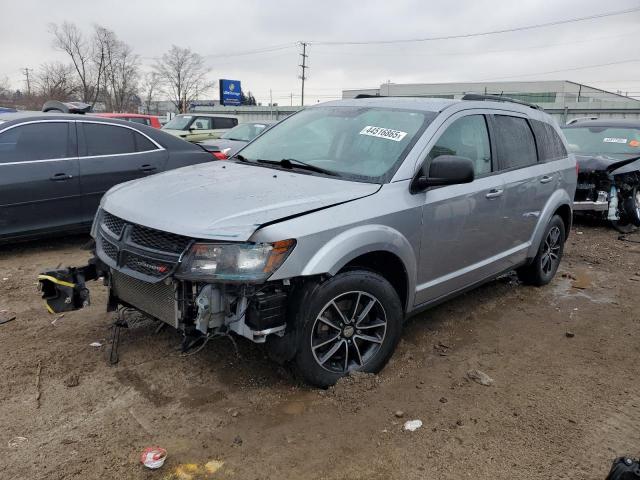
[211,151,228,160]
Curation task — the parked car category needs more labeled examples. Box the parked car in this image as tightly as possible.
[562,119,640,232]
[94,113,162,129]
[0,112,214,243]
[162,114,239,142]
[198,121,275,158]
[38,95,576,387]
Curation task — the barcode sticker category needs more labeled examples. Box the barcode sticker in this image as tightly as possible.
[359,126,408,142]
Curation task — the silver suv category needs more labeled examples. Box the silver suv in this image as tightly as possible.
[39,95,577,387]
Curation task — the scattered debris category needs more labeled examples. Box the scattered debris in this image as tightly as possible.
[439,397,448,404]
[51,314,64,326]
[204,460,224,475]
[394,410,405,418]
[89,342,102,348]
[7,436,28,448]
[434,341,450,356]
[403,419,423,432]
[565,331,575,338]
[64,374,80,388]
[35,361,42,408]
[467,369,494,386]
[233,435,243,447]
[0,314,16,326]
[140,446,167,470]
[456,419,464,426]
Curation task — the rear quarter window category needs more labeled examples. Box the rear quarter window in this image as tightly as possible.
[213,118,238,129]
[531,119,567,161]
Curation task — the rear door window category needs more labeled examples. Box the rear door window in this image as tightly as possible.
[82,123,136,156]
[427,115,492,176]
[0,122,70,163]
[134,132,157,152]
[127,117,150,126]
[493,115,538,170]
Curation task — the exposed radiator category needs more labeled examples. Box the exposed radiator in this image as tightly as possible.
[111,270,178,327]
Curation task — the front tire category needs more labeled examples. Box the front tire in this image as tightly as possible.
[517,215,565,286]
[293,271,403,388]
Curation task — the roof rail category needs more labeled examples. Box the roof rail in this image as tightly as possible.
[461,93,542,110]
[566,116,598,125]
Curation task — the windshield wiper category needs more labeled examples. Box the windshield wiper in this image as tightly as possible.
[231,154,249,162]
[256,158,338,176]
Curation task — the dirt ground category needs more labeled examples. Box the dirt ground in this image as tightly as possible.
[1,221,639,480]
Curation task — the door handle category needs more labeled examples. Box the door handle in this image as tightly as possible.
[139,164,157,173]
[485,188,503,199]
[540,175,554,184]
[50,173,73,181]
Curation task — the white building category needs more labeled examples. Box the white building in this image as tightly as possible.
[342,80,640,124]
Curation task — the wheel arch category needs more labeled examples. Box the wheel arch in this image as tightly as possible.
[526,190,573,260]
[299,225,417,311]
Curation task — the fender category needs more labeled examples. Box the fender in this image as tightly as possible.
[526,189,573,260]
[299,224,417,306]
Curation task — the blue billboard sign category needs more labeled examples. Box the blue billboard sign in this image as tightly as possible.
[219,79,242,106]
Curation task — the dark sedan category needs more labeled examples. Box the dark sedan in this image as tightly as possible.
[0,112,214,243]
[198,121,275,158]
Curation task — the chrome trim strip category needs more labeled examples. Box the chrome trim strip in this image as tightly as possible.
[0,118,165,165]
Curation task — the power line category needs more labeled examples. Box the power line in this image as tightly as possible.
[310,29,640,58]
[309,7,640,46]
[480,58,640,81]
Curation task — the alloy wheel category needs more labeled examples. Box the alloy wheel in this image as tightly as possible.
[310,291,387,374]
[541,226,561,275]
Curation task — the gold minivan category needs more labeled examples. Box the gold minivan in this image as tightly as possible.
[162,114,238,142]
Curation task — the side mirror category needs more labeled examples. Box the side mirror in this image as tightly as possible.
[411,155,475,193]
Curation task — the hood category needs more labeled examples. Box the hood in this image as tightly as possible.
[577,154,640,175]
[101,161,380,241]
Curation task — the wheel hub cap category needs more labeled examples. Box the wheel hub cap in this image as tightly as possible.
[342,325,355,338]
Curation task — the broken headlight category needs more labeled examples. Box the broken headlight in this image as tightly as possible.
[176,240,295,282]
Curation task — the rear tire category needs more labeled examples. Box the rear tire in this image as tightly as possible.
[517,215,565,286]
[293,270,403,388]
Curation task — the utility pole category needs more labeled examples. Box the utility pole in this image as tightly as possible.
[23,67,33,96]
[298,42,309,106]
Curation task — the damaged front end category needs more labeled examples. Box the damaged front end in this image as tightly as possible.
[38,210,296,346]
[573,155,640,231]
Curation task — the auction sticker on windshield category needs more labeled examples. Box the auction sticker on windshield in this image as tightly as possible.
[360,126,408,142]
[603,137,627,144]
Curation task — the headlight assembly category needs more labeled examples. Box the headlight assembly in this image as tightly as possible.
[177,239,296,282]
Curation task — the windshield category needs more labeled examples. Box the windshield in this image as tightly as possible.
[163,115,193,130]
[222,123,268,142]
[238,106,434,182]
[563,126,640,156]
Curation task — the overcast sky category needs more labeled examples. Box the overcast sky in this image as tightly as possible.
[1,0,639,105]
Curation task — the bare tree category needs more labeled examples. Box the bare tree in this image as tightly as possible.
[0,76,11,99]
[95,26,140,112]
[34,62,78,99]
[140,72,160,114]
[154,45,210,113]
[50,22,95,104]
